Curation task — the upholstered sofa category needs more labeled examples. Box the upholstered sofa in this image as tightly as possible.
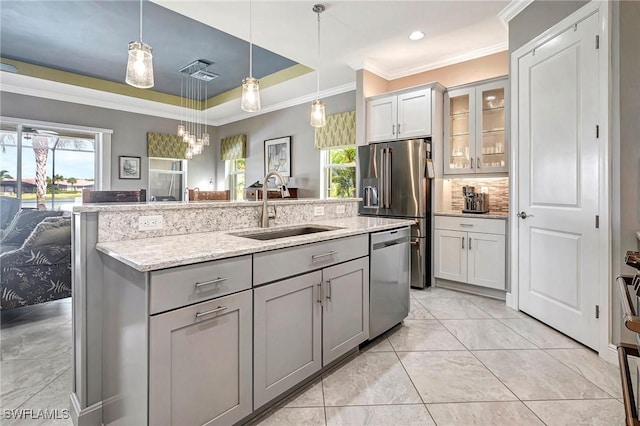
[0,210,71,310]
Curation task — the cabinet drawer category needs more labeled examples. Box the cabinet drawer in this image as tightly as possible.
[435,216,505,235]
[253,234,368,286]
[150,255,252,314]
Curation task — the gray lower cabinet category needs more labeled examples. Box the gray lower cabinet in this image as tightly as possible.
[322,257,370,365]
[148,289,253,426]
[253,271,323,409]
[253,257,370,409]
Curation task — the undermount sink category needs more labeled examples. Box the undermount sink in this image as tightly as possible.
[232,226,341,241]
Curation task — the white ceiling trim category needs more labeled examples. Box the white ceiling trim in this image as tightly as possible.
[498,0,534,25]
[212,82,356,127]
[382,42,510,81]
[0,73,183,121]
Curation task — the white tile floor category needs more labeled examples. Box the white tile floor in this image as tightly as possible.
[0,288,625,425]
[254,287,625,426]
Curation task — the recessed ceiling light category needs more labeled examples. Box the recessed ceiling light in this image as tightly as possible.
[409,31,424,41]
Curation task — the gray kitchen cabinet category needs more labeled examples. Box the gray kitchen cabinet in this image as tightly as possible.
[148,290,253,426]
[322,257,370,365]
[253,271,323,409]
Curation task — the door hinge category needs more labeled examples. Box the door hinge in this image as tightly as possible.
[596,304,600,319]
[595,215,600,229]
[596,125,599,139]
[596,35,600,49]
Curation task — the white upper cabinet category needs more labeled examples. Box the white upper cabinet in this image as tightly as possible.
[444,77,508,175]
[367,87,434,143]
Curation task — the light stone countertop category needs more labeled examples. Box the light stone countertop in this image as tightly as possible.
[74,197,360,213]
[435,211,509,220]
[96,216,414,272]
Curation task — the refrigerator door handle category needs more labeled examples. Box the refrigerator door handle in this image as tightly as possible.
[385,148,393,209]
[381,148,387,208]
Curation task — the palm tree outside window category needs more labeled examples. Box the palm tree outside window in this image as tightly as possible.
[321,147,356,198]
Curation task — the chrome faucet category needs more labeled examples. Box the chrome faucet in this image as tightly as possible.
[261,171,290,227]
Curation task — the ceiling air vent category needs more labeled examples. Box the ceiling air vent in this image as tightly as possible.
[179,59,219,81]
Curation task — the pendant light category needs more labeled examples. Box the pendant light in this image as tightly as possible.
[125,0,154,89]
[241,0,261,112]
[310,4,326,128]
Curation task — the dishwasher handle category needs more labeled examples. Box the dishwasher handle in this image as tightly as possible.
[372,236,410,251]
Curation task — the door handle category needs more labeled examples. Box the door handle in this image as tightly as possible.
[380,148,386,208]
[317,282,323,305]
[325,279,332,300]
[462,237,465,250]
[392,124,396,135]
[470,157,474,169]
[477,157,481,169]
[517,211,534,219]
[195,306,227,319]
[398,123,401,134]
[194,277,227,288]
[386,147,392,209]
[469,237,472,250]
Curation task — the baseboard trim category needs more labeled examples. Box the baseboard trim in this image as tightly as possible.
[70,393,102,426]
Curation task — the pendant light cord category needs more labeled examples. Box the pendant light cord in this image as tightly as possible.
[249,0,253,78]
[316,11,321,97]
[139,0,143,42]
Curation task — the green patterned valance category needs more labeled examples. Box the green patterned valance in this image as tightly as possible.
[147,132,187,159]
[220,134,247,160]
[314,110,356,150]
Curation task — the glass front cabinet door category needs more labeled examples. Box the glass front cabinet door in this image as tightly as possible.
[444,87,476,175]
[444,77,508,175]
[476,80,508,173]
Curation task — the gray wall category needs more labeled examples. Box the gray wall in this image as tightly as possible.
[613,0,640,344]
[0,91,216,191]
[509,0,588,52]
[215,91,356,198]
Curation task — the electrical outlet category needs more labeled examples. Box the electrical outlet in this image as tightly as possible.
[314,206,325,216]
[138,215,163,231]
[336,204,346,214]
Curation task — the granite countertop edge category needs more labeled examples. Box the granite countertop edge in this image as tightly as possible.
[96,217,414,272]
[435,211,509,220]
[74,198,361,213]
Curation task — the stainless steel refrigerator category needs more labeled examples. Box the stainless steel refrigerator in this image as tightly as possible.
[358,138,431,288]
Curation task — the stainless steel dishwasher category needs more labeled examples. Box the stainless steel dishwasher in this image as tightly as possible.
[369,227,411,339]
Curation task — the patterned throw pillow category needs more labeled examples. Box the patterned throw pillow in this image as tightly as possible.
[0,210,64,245]
[21,216,71,248]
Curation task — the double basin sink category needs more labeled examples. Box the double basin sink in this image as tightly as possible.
[231,225,341,241]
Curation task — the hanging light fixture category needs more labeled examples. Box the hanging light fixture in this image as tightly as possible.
[125,0,154,89]
[241,0,261,112]
[177,60,218,159]
[310,4,326,128]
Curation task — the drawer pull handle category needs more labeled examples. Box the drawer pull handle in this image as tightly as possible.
[195,277,227,288]
[460,223,474,227]
[195,306,227,318]
[312,251,338,261]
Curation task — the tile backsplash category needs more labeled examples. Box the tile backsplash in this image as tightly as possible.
[448,177,509,213]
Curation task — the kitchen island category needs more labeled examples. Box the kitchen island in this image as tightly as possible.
[70,199,412,426]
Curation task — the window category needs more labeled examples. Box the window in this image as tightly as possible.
[0,121,100,217]
[321,147,356,198]
[148,158,186,201]
[226,158,245,201]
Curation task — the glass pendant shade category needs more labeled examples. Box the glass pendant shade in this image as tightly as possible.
[125,41,154,89]
[310,99,326,128]
[241,77,261,112]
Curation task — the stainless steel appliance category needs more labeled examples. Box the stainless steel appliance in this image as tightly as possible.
[369,227,410,339]
[616,251,640,426]
[358,139,431,288]
[462,186,490,214]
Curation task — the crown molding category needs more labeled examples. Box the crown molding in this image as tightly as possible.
[211,82,356,126]
[498,0,534,25]
[378,43,509,81]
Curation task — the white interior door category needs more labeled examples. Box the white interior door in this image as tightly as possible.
[517,12,600,349]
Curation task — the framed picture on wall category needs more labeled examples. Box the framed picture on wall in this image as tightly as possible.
[264,136,291,177]
[119,156,141,179]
